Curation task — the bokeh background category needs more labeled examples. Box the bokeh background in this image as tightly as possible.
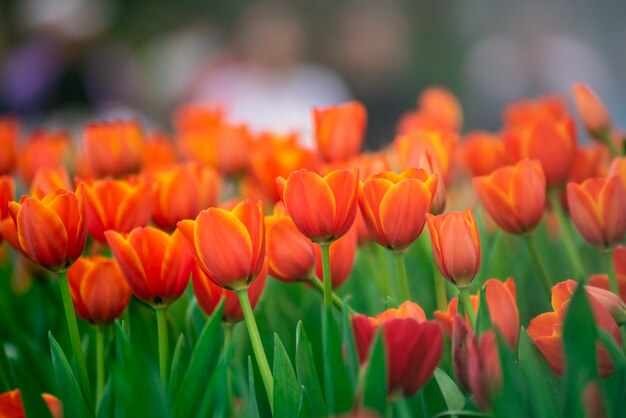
[1,0,625,148]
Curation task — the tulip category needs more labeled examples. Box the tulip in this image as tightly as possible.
[552,279,626,326]
[426,209,481,288]
[418,86,463,131]
[68,256,131,325]
[314,101,367,163]
[528,280,623,376]
[572,83,612,139]
[0,176,13,221]
[589,245,626,303]
[82,178,153,243]
[249,134,320,202]
[566,176,626,250]
[0,117,19,175]
[174,103,224,134]
[0,389,63,418]
[359,168,437,251]
[567,146,605,186]
[436,278,519,348]
[30,166,71,199]
[351,301,443,397]
[608,157,626,193]
[16,130,70,185]
[458,131,509,177]
[466,330,502,410]
[192,262,267,323]
[313,224,357,289]
[277,167,359,245]
[504,95,568,128]
[473,159,546,235]
[9,187,86,272]
[393,130,457,183]
[503,116,576,186]
[142,131,178,171]
[265,203,315,283]
[151,163,220,229]
[105,227,192,306]
[418,150,446,214]
[177,199,265,291]
[82,120,145,178]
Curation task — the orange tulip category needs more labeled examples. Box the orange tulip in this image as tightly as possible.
[314,101,367,163]
[174,103,224,134]
[9,187,87,272]
[68,256,132,325]
[178,199,265,291]
[426,209,481,288]
[568,146,605,184]
[393,130,457,184]
[82,178,153,243]
[0,117,19,175]
[30,166,71,199]
[458,131,509,177]
[249,133,320,202]
[277,167,359,244]
[192,262,267,323]
[105,227,193,306]
[435,278,519,348]
[142,131,178,171]
[589,245,626,303]
[554,279,626,325]
[82,120,145,178]
[608,157,626,192]
[151,163,220,229]
[503,116,577,185]
[503,95,568,128]
[16,130,70,185]
[566,176,626,249]
[528,280,622,376]
[314,224,357,289]
[352,301,443,396]
[572,83,611,137]
[418,86,463,131]
[417,150,447,214]
[359,168,437,251]
[0,389,63,418]
[473,159,546,235]
[265,203,315,283]
[0,176,13,221]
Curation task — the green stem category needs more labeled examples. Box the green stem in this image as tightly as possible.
[604,250,619,296]
[320,243,335,412]
[458,287,476,330]
[306,276,353,313]
[598,131,622,157]
[223,323,234,407]
[393,251,410,301]
[57,271,92,406]
[320,244,333,311]
[371,244,394,298]
[236,289,273,412]
[95,327,105,411]
[433,269,448,312]
[524,234,552,299]
[156,307,169,388]
[548,191,586,279]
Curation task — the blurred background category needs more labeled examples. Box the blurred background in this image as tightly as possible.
[1,0,625,149]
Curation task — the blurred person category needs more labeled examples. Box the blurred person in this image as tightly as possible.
[326,1,414,149]
[187,1,350,148]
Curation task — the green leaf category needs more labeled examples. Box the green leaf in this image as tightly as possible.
[323,308,354,414]
[247,356,260,418]
[597,329,626,418]
[273,333,301,418]
[491,332,528,418]
[172,302,224,417]
[474,287,491,335]
[362,331,387,415]
[415,368,464,417]
[297,385,312,418]
[49,332,93,418]
[96,377,113,418]
[518,328,563,418]
[562,284,597,418]
[341,303,359,388]
[168,334,189,400]
[295,322,326,417]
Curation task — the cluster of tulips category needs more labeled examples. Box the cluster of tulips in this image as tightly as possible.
[0,82,625,418]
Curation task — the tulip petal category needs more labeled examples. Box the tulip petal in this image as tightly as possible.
[360,178,393,247]
[325,168,359,238]
[485,278,520,347]
[105,229,150,301]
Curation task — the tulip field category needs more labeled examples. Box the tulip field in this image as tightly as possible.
[1,85,626,418]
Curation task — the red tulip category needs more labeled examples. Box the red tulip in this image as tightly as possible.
[566,176,626,249]
[359,168,437,251]
[82,178,153,243]
[9,187,87,272]
[178,199,265,291]
[105,227,192,306]
[352,301,443,397]
[0,117,19,175]
[192,262,267,323]
[0,176,13,221]
[473,159,546,235]
[608,157,626,193]
[466,330,502,410]
[68,256,132,325]
[314,101,367,163]
[277,168,359,244]
[426,209,481,288]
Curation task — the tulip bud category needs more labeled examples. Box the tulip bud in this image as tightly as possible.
[572,83,612,138]
[314,101,367,163]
